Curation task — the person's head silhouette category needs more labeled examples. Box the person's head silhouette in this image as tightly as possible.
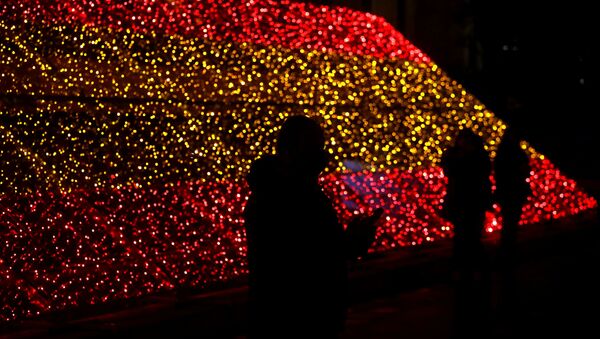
[277,115,328,178]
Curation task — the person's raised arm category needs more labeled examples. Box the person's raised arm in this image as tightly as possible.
[344,208,383,260]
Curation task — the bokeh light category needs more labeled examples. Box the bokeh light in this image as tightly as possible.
[0,0,596,323]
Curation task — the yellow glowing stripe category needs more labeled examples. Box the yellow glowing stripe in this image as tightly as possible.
[1,20,508,194]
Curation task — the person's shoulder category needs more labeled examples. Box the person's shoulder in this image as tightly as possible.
[440,146,456,164]
[247,155,281,189]
[249,155,279,173]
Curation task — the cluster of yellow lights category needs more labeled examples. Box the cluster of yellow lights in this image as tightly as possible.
[1,21,506,195]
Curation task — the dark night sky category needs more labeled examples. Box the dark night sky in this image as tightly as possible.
[466,0,596,181]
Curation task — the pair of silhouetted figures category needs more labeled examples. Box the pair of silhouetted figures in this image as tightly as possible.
[244,116,531,338]
[441,127,531,338]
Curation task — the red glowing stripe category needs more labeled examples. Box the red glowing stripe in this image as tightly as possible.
[0,0,429,63]
[522,158,597,224]
[1,0,597,324]
[1,161,595,321]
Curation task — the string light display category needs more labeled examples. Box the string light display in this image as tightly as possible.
[0,0,596,323]
[0,0,429,62]
[0,21,499,189]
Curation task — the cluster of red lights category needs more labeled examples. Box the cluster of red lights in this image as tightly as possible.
[0,0,429,63]
[323,167,452,248]
[522,158,597,224]
[0,0,596,325]
[1,161,595,321]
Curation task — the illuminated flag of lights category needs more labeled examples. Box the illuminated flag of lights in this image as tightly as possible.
[0,0,596,322]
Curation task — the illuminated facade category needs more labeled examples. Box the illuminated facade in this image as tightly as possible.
[0,0,596,322]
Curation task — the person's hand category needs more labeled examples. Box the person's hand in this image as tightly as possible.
[348,207,382,232]
[345,208,383,257]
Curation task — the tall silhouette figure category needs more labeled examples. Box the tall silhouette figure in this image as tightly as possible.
[440,129,493,338]
[244,115,380,338]
[494,126,531,317]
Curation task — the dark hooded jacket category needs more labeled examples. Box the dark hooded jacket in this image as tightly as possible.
[244,155,348,336]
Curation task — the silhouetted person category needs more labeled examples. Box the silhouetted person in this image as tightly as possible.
[244,115,381,338]
[440,129,493,338]
[494,126,531,320]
